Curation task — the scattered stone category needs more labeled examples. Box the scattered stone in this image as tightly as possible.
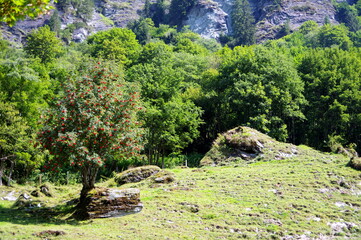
[30,190,40,197]
[76,188,143,219]
[264,218,283,226]
[3,191,18,201]
[33,230,65,237]
[40,184,53,197]
[308,217,321,222]
[318,188,330,194]
[180,202,199,213]
[151,170,175,184]
[328,222,357,234]
[13,193,43,209]
[22,193,31,200]
[114,165,161,185]
[335,202,348,208]
[348,157,361,171]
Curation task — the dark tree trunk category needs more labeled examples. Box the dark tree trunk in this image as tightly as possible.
[0,155,15,186]
[80,166,99,203]
[7,160,14,186]
[0,159,4,186]
[73,165,100,220]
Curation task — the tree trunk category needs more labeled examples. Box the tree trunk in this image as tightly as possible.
[161,149,165,169]
[7,160,14,186]
[73,165,100,220]
[80,166,99,202]
[0,159,4,186]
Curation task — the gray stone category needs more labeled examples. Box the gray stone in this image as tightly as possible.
[3,191,18,201]
[114,165,161,185]
[84,188,143,219]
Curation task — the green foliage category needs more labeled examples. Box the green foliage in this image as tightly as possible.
[75,0,94,21]
[0,58,52,128]
[0,0,53,26]
[87,28,141,66]
[298,48,361,152]
[24,25,63,64]
[202,46,305,142]
[127,45,204,166]
[0,100,30,185]
[298,20,318,35]
[127,18,155,45]
[168,0,197,27]
[152,0,166,27]
[277,19,291,38]
[37,63,143,191]
[174,38,208,55]
[315,24,353,50]
[336,2,361,32]
[231,0,256,46]
[48,10,61,35]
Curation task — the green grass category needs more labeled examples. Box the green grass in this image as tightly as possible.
[0,153,360,239]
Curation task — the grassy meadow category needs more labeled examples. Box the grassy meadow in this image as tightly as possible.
[0,150,360,239]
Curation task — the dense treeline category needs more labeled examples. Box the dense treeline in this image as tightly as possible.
[1,13,361,185]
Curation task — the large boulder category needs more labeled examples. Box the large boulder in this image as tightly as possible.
[77,187,143,219]
[13,193,43,208]
[348,157,361,171]
[150,170,175,184]
[201,126,300,166]
[114,165,161,185]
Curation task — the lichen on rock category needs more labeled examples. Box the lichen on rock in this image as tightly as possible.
[114,165,161,185]
[75,187,143,219]
[200,126,301,166]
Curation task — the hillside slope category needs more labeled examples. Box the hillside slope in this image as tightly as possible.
[0,150,360,239]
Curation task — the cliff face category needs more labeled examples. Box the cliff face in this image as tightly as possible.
[0,0,348,43]
[185,0,342,42]
[0,0,148,43]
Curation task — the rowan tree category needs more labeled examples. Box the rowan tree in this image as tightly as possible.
[37,62,143,199]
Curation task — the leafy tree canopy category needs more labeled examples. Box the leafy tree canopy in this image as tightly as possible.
[0,0,53,26]
[24,25,63,64]
[87,28,141,66]
[38,62,143,197]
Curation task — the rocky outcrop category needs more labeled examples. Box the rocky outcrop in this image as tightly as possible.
[348,157,361,170]
[114,165,161,185]
[0,0,350,43]
[78,187,143,219]
[184,0,232,39]
[185,0,343,42]
[200,126,300,166]
[0,0,148,43]
[255,0,338,41]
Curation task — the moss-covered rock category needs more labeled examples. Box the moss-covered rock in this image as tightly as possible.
[74,187,143,219]
[201,126,301,166]
[114,165,161,185]
[13,193,43,209]
[348,157,361,170]
[151,170,175,184]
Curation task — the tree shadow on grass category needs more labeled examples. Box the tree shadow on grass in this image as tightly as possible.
[0,200,85,226]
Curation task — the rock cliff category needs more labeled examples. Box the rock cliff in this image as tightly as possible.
[0,0,148,43]
[185,0,342,42]
[0,0,349,43]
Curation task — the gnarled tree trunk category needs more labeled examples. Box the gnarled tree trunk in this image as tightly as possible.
[80,165,99,203]
[0,159,5,186]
